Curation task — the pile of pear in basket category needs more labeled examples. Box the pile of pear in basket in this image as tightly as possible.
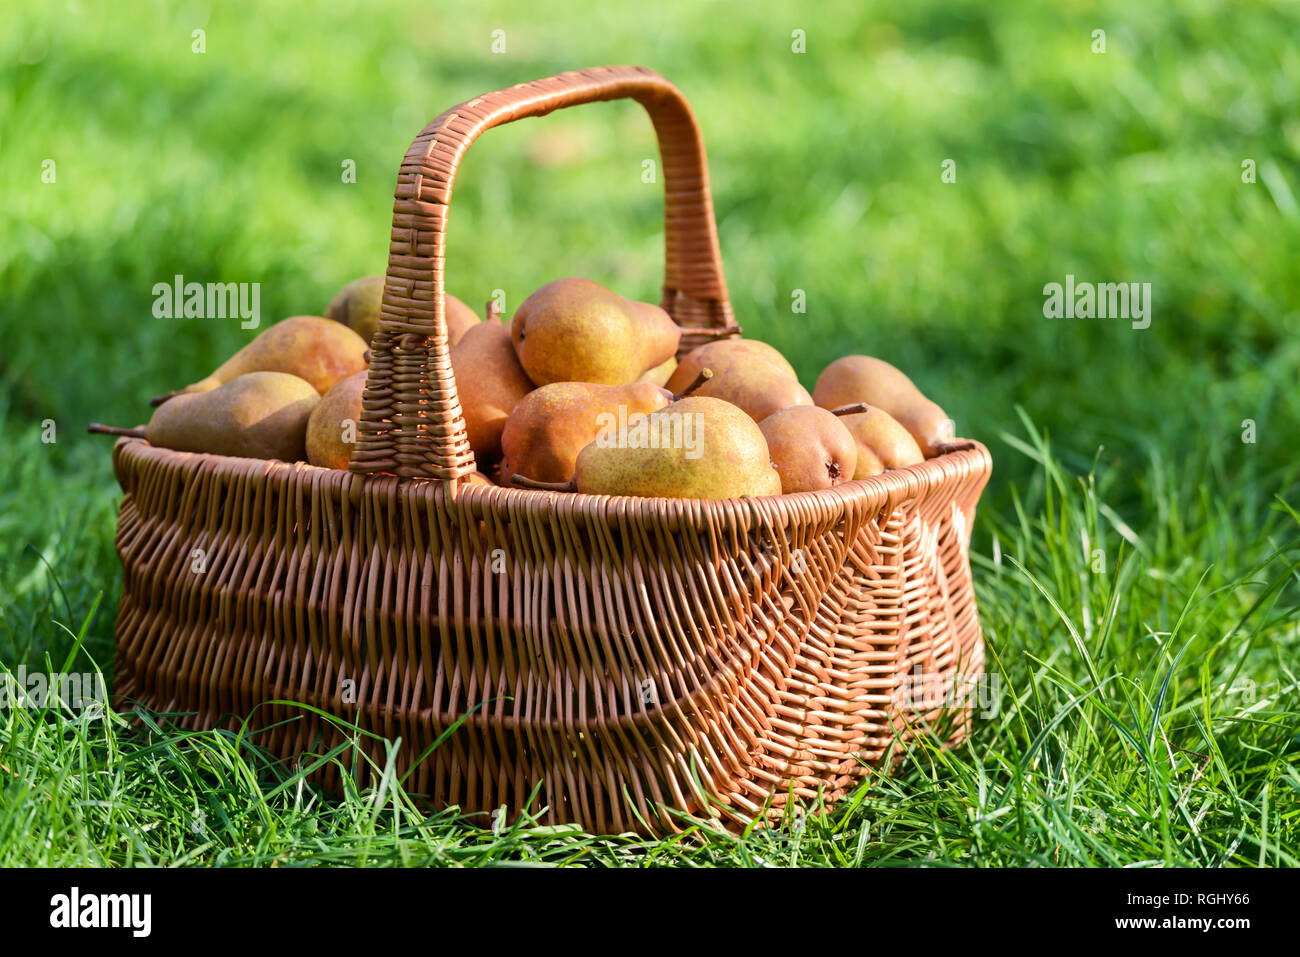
[92,66,992,835]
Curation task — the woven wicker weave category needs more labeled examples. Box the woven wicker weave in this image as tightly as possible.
[108,65,992,834]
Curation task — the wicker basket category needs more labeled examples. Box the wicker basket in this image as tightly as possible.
[108,65,992,835]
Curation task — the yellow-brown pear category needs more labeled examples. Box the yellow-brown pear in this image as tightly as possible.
[162,316,367,403]
[637,356,677,388]
[759,406,858,493]
[143,372,319,461]
[510,278,679,385]
[621,296,681,372]
[306,370,367,470]
[665,339,797,394]
[326,276,480,346]
[835,404,924,472]
[690,361,813,422]
[854,444,885,478]
[572,396,781,499]
[814,355,953,456]
[450,321,535,463]
[501,381,671,486]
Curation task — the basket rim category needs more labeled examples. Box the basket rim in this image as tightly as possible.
[110,436,992,519]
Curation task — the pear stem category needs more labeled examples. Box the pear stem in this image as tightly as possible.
[932,440,977,456]
[691,324,743,340]
[671,367,714,401]
[149,389,182,408]
[831,402,871,416]
[510,474,577,493]
[88,423,148,439]
[486,299,502,323]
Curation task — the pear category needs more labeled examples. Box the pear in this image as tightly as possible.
[156,316,367,405]
[571,396,781,499]
[325,275,480,347]
[689,360,813,423]
[834,404,924,472]
[438,294,482,346]
[620,296,681,367]
[814,355,954,456]
[760,406,858,493]
[854,444,885,479]
[500,381,672,486]
[637,355,678,388]
[119,372,318,461]
[449,321,535,463]
[665,338,797,394]
[462,470,495,487]
[510,278,680,385]
[324,276,384,341]
[306,370,367,470]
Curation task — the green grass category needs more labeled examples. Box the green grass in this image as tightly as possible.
[2,0,1298,866]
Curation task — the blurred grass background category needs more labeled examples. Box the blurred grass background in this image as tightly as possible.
[1,0,1298,863]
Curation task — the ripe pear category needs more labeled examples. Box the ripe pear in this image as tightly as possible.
[854,444,885,479]
[449,321,534,463]
[610,295,681,385]
[814,355,953,456]
[572,396,781,499]
[690,360,813,423]
[500,381,671,486]
[325,275,480,347]
[144,372,319,461]
[638,355,678,387]
[462,470,495,487]
[759,406,858,493]
[306,370,367,470]
[666,338,797,394]
[621,296,681,365]
[510,278,680,385]
[835,404,924,472]
[161,316,368,404]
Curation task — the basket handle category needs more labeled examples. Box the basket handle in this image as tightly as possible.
[349,65,734,481]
